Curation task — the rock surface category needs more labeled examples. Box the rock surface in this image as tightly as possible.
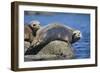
[24,40,74,61]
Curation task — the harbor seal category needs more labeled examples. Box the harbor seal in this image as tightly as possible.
[24,20,41,43]
[31,23,82,47]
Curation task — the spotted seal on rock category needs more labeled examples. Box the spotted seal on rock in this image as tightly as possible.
[31,23,82,47]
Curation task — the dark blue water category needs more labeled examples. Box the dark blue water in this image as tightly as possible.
[24,11,90,59]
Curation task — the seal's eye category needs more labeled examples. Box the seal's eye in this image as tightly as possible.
[33,24,36,26]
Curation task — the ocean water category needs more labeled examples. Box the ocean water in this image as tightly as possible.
[24,11,90,59]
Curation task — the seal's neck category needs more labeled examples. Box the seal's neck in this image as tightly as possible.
[28,25,37,36]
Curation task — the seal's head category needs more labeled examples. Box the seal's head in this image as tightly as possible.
[71,30,82,43]
[30,20,41,31]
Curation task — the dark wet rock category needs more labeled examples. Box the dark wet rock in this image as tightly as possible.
[24,41,30,53]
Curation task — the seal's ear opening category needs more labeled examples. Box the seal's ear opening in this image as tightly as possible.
[71,30,82,44]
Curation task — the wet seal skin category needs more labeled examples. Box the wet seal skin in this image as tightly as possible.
[31,23,82,47]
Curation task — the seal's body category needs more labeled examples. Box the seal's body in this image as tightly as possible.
[31,23,82,47]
